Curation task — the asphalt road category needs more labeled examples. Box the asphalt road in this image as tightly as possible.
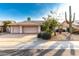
[0,49,78,56]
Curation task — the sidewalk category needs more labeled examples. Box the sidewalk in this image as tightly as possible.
[0,41,79,50]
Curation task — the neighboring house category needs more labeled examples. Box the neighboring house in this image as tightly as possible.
[62,20,79,28]
[0,21,4,32]
[62,21,69,29]
[62,20,79,32]
[72,21,79,32]
[8,21,43,34]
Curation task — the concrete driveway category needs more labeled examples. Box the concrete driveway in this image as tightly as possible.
[0,33,37,49]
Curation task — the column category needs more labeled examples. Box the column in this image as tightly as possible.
[20,26,22,34]
[10,26,13,33]
[38,26,41,33]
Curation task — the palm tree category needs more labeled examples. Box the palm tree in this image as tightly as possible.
[27,17,31,21]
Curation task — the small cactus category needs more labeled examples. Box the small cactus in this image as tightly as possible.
[65,6,75,34]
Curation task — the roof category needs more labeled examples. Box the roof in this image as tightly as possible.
[8,21,44,26]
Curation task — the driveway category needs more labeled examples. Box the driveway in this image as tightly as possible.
[0,33,37,49]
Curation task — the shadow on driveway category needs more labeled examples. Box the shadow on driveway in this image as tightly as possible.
[37,34,75,56]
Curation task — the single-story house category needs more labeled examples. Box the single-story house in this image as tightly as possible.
[8,21,43,34]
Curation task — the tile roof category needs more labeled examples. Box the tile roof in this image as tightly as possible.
[8,21,44,26]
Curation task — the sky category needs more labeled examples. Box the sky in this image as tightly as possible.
[0,3,62,22]
[0,3,79,22]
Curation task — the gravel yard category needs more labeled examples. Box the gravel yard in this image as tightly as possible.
[50,32,79,41]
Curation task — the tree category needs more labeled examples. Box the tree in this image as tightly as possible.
[3,20,12,32]
[41,16,59,36]
[27,17,31,21]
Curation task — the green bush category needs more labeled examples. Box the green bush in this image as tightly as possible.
[37,32,51,40]
[42,32,51,40]
[37,32,42,38]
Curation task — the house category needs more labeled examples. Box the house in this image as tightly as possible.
[62,21,69,28]
[0,21,4,32]
[8,21,43,34]
[62,20,79,28]
[62,20,79,32]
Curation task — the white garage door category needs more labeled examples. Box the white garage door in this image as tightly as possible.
[12,26,20,33]
[23,26,38,33]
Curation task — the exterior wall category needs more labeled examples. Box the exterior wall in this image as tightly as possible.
[6,26,10,33]
[0,26,3,32]
[38,26,41,33]
[19,26,22,33]
[10,26,13,33]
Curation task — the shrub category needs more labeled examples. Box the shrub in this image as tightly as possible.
[37,32,51,40]
[42,32,51,40]
[37,33,42,38]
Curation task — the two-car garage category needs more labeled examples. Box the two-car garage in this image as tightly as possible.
[9,25,41,34]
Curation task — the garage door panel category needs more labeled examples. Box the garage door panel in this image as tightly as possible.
[12,26,20,33]
[23,26,38,33]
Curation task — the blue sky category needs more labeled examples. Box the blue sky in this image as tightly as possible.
[0,3,62,22]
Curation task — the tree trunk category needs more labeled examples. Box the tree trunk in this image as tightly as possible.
[54,32,56,36]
